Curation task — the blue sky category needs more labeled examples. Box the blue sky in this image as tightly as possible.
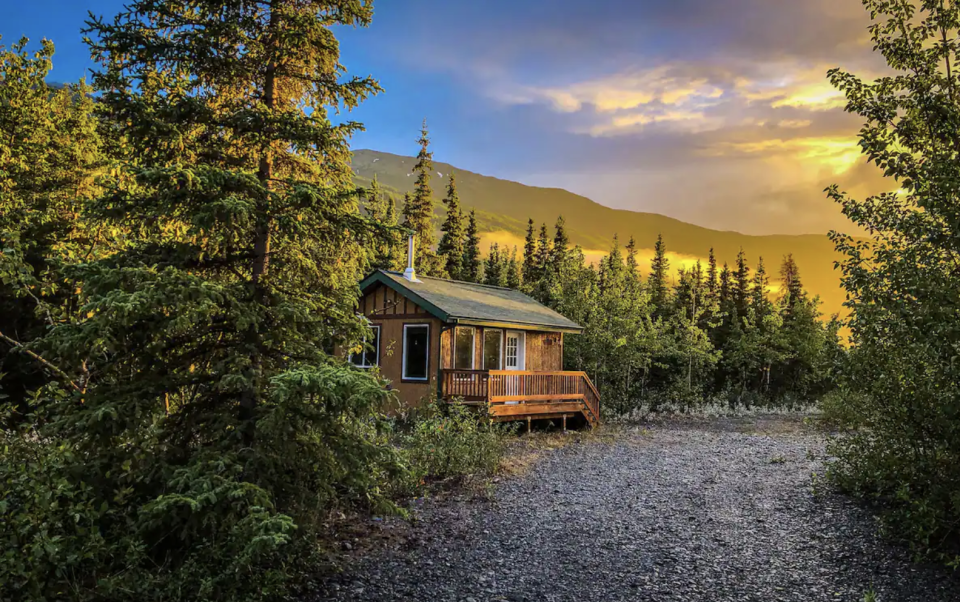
[2,0,885,235]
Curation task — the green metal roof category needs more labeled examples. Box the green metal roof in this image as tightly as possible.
[359,270,583,333]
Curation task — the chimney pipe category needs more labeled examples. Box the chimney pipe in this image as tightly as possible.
[403,233,421,282]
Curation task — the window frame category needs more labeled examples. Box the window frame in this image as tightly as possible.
[482,328,504,370]
[453,326,477,371]
[349,324,381,369]
[402,323,431,382]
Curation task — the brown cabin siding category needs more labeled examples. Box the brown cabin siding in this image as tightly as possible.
[375,316,442,409]
[524,331,563,371]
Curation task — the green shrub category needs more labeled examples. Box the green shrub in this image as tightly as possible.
[0,365,406,602]
[404,399,508,482]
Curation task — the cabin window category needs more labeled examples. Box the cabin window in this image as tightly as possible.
[349,325,380,368]
[454,327,475,370]
[402,324,430,381]
[483,329,503,369]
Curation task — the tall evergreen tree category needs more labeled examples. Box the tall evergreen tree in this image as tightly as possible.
[522,218,538,287]
[484,242,505,287]
[0,38,104,411]
[550,215,571,272]
[733,248,751,318]
[402,120,439,275]
[649,233,671,316]
[719,263,733,313]
[461,209,482,283]
[506,246,522,289]
[779,253,806,313]
[366,174,385,221]
[16,5,402,597]
[705,248,719,303]
[625,236,642,295]
[436,172,464,279]
[365,176,401,270]
[751,256,771,319]
[381,194,403,270]
[536,223,552,274]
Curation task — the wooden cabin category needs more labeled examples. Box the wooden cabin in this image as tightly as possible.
[345,268,600,428]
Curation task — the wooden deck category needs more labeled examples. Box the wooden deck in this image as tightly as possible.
[441,369,600,428]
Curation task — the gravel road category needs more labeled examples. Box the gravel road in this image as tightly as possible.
[319,416,960,602]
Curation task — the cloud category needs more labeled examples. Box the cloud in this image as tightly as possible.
[701,136,863,175]
[342,0,888,235]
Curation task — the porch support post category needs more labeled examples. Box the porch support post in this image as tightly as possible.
[527,416,531,434]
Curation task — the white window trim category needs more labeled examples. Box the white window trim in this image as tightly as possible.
[454,326,477,371]
[350,324,381,368]
[402,323,430,381]
[483,329,504,370]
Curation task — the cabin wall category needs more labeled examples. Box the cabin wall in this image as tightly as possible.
[334,284,441,410]
[524,331,564,371]
[374,316,442,409]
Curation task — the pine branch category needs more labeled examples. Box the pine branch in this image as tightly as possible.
[0,329,82,392]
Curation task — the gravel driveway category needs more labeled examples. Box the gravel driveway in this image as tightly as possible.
[319,416,960,602]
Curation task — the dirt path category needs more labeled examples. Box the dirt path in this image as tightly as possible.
[319,416,960,602]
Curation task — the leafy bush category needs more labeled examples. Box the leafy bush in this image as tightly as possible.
[403,398,508,482]
[820,0,960,563]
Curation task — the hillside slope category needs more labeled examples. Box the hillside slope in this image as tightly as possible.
[351,149,849,320]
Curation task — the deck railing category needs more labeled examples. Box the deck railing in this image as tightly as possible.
[441,369,600,422]
[441,369,489,401]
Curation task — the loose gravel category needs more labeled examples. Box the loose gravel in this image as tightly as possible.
[318,416,960,602]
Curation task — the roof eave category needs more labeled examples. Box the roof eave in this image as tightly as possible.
[449,317,583,334]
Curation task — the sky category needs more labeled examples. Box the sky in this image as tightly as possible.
[2,0,887,235]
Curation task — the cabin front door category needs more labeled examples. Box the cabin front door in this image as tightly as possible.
[504,331,525,400]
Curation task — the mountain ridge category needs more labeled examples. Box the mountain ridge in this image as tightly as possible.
[350,149,848,320]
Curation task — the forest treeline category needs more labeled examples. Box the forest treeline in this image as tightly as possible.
[365,122,844,413]
[3,0,960,599]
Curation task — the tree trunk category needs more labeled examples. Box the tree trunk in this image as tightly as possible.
[240,3,279,442]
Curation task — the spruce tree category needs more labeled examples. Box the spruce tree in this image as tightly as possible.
[550,215,571,273]
[506,246,522,289]
[536,223,552,275]
[706,248,719,303]
[484,242,504,287]
[436,172,464,279]
[365,175,402,270]
[366,174,386,221]
[22,4,402,596]
[536,215,569,307]
[751,256,771,320]
[624,236,642,296]
[779,253,806,313]
[461,209,483,282]
[522,218,538,286]
[733,248,751,318]
[649,233,671,316]
[381,194,403,270]
[719,263,733,313]
[0,38,104,411]
[402,120,439,275]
